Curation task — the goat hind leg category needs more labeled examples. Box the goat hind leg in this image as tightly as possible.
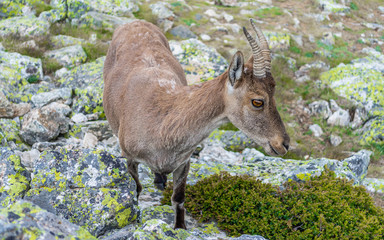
[126,159,142,198]
[172,161,190,229]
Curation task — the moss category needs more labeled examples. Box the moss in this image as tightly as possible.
[162,169,384,238]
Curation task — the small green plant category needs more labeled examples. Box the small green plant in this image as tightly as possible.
[289,46,301,54]
[162,170,384,238]
[255,7,283,18]
[375,45,382,53]
[27,75,39,83]
[350,2,359,10]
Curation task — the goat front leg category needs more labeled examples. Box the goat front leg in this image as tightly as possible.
[172,160,190,229]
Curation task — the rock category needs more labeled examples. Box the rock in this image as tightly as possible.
[242,148,265,162]
[82,132,98,148]
[31,87,72,108]
[317,0,350,14]
[68,120,113,141]
[169,39,227,83]
[330,135,342,146]
[329,99,340,112]
[308,100,332,119]
[50,0,139,19]
[44,45,87,68]
[320,47,384,142]
[0,50,43,84]
[327,109,350,126]
[0,148,31,207]
[321,32,335,46]
[199,140,242,164]
[265,32,290,51]
[25,149,139,237]
[51,35,84,48]
[150,2,175,32]
[363,178,384,193]
[208,130,257,151]
[295,61,329,82]
[0,16,50,38]
[71,113,88,123]
[200,34,211,41]
[0,118,22,147]
[363,22,384,31]
[190,141,371,186]
[0,91,30,118]
[379,6,384,13]
[309,124,323,137]
[38,9,64,23]
[215,0,238,7]
[20,102,71,145]
[0,200,96,239]
[359,116,384,144]
[16,148,40,171]
[75,11,136,31]
[170,25,197,39]
[59,57,105,115]
[349,108,365,129]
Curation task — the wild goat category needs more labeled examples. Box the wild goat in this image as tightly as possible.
[103,19,289,229]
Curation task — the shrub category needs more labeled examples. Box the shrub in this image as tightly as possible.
[162,169,384,239]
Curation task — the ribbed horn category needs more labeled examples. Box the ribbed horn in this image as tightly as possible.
[242,27,265,78]
[250,19,271,72]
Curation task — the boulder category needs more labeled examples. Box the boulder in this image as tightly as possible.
[75,11,136,31]
[0,91,30,118]
[0,50,43,84]
[31,87,72,108]
[189,140,371,186]
[51,35,84,48]
[0,118,23,147]
[59,57,105,115]
[363,178,384,193]
[0,16,50,38]
[320,48,384,142]
[169,39,228,83]
[25,148,139,237]
[265,32,290,51]
[37,9,64,23]
[329,135,342,146]
[170,25,197,39]
[327,108,350,126]
[20,102,71,145]
[207,130,257,151]
[317,0,350,14]
[150,2,175,32]
[0,200,96,239]
[309,124,323,137]
[44,45,87,68]
[308,100,332,119]
[50,0,139,19]
[0,148,31,207]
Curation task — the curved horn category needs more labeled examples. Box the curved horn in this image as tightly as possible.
[243,27,266,78]
[250,19,271,72]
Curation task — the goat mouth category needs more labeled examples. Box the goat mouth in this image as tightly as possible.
[268,142,280,156]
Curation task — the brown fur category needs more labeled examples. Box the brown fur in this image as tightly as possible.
[103,20,289,229]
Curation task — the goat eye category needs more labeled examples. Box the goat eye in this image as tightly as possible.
[251,99,264,108]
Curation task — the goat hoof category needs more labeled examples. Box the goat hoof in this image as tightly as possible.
[154,182,166,190]
[174,223,187,230]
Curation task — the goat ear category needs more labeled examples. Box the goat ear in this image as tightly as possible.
[228,51,244,86]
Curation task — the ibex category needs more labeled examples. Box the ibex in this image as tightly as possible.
[103,19,289,229]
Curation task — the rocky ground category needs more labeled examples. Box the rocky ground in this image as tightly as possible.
[0,0,383,239]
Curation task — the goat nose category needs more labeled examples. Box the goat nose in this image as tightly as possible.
[282,135,290,151]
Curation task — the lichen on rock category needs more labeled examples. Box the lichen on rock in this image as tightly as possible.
[25,148,138,237]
